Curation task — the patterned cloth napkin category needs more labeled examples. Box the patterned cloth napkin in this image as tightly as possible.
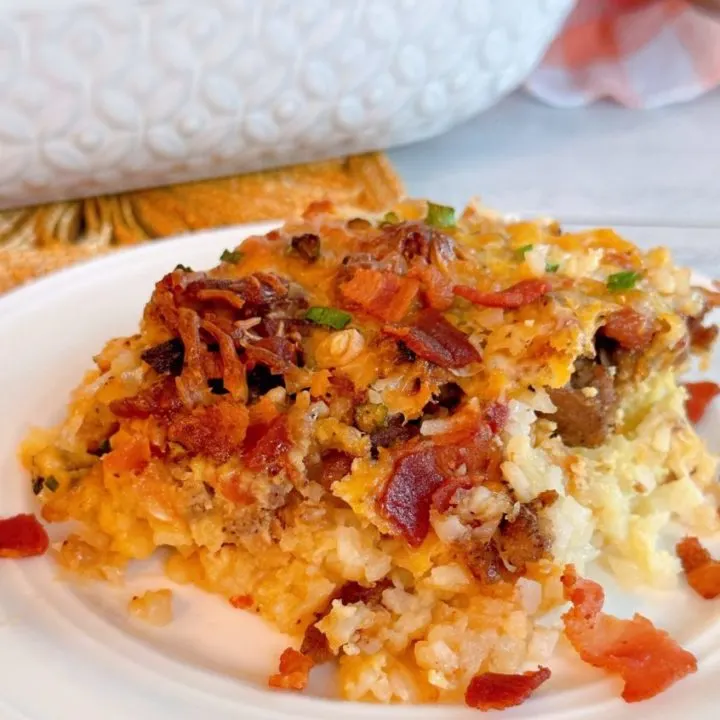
[527,0,720,108]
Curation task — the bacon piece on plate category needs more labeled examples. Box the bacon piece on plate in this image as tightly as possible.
[383,310,480,368]
[600,307,656,350]
[684,381,720,424]
[561,565,697,703]
[677,536,720,599]
[244,413,293,476]
[378,449,445,547]
[454,279,550,309]
[465,667,551,711]
[268,647,314,691]
[0,513,50,559]
[339,268,419,322]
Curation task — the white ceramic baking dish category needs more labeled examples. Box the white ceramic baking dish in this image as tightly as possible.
[0,0,573,209]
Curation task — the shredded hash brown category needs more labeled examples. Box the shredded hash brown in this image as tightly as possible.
[17,198,720,709]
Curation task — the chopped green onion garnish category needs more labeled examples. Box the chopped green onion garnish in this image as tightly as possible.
[425,202,456,229]
[44,476,59,492]
[545,262,560,273]
[516,244,534,259]
[305,306,352,330]
[220,248,243,264]
[380,211,399,226]
[607,270,641,292]
[174,263,192,272]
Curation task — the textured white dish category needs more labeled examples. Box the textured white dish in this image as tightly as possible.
[0,0,573,209]
[1,223,719,720]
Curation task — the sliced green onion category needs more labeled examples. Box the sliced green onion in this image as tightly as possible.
[545,262,560,273]
[425,202,456,229]
[516,244,534,259]
[174,263,192,272]
[220,248,243,264]
[305,306,352,330]
[44,476,60,492]
[607,270,641,292]
[380,211,400,226]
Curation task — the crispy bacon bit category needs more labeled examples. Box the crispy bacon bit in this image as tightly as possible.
[0,513,50,559]
[110,376,183,420]
[229,594,254,609]
[339,268,419,322]
[291,233,320,262]
[168,400,249,463]
[190,273,290,319]
[677,536,720,599]
[408,264,454,310]
[378,449,445,547]
[244,414,292,476]
[141,338,184,375]
[383,310,480,369]
[103,436,151,474]
[684,381,720,424]
[465,667,551,711]
[600,307,656,350]
[268,647,314,691]
[454,279,551,309]
[561,565,697,702]
[375,221,455,265]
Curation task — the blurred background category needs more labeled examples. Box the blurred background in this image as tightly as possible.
[1,0,718,290]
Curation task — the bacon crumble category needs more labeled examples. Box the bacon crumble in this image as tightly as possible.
[465,667,551,711]
[268,647,314,691]
[378,449,445,547]
[561,565,697,702]
[339,268,419,322]
[684,381,720,424]
[454,279,551,309]
[0,513,50,559]
[677,536,720,599]
[383,310,480,368]
[600,307,656,350]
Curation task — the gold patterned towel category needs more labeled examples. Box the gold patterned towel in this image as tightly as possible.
[0,153,403,294]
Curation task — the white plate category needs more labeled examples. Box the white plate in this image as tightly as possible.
[1,223,719,720]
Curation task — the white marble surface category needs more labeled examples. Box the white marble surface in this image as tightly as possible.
[389,89,720,229]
